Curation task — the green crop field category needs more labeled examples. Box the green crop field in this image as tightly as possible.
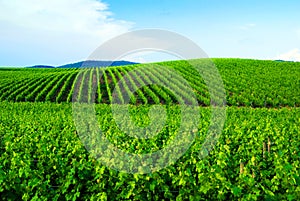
[0,58,299,200]
[0,58,299,107]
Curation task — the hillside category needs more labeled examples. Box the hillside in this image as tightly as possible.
[0,58,299,200]
[28,65,55,69]
[58,60,139,68]
[26,60,138,68]
[0,58,299,107]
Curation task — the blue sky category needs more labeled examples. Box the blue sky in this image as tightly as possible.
[0,0,300,66]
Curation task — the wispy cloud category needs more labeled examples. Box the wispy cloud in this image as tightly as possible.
[239,23,256,31]
[274,48,300,62]
[0,0,132,37]
[0,0,133,65]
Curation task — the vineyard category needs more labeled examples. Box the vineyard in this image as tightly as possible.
[0,58,299,107]
[0,58,299,200]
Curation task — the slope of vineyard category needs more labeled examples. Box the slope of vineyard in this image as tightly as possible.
[0,102,299,200]
[0,58,300,200]
[0,58,299,107]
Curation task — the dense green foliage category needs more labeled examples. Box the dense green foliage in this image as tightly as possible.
[0,59,299,200]
[0,58,299,107]
[0,102,299,200]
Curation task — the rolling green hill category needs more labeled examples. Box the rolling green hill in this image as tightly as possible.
[0,58,299,107]
[0,58,299,200]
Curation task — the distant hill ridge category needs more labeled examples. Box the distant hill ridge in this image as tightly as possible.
[28,60,139,68]
[28,65,55,69]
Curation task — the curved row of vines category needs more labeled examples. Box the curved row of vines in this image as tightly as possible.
[0,58,299,107]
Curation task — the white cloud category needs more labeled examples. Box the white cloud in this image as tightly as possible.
[0,0,133,65]
[275,48,300,62]
[239,23,256,31]
[0,0,132,36]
